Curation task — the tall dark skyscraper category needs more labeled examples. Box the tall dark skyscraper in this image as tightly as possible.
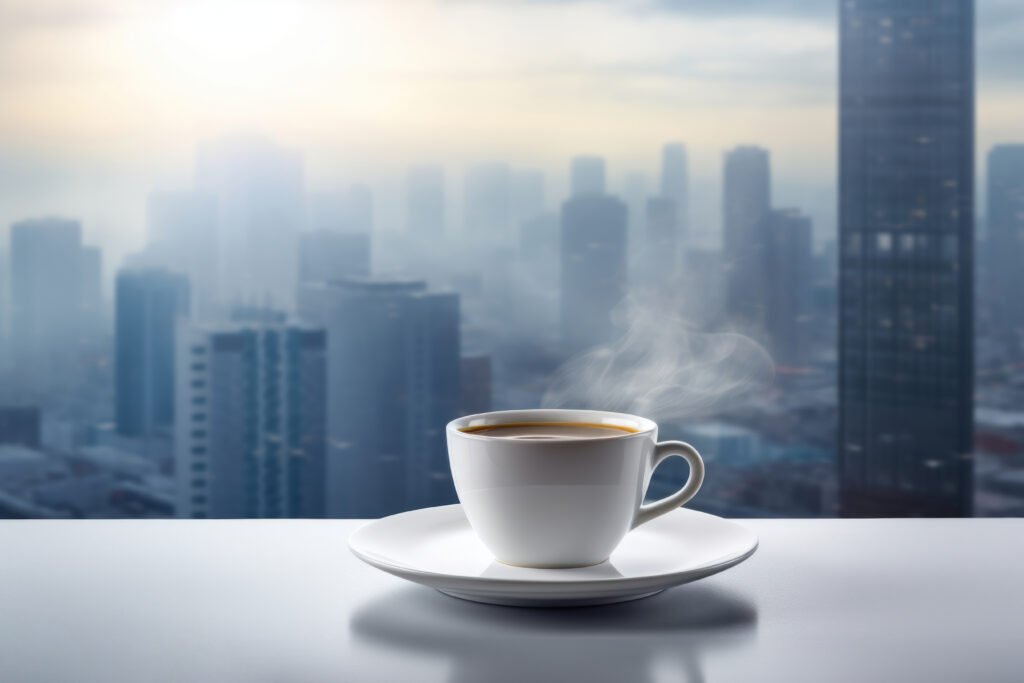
[560,195,628,356]
[660,142,689,244]
[147,192,219,320]
[763,208,813,366]
[175,321,326,518]
[570,156,606,197]
[299,278,460,517]
[115,269,190,438]
[839,0,974,517]
[722,146,771,328]
[985,145,1024,341]
[406,164,445,240]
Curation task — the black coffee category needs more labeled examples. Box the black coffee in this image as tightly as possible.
[459,422,638,440]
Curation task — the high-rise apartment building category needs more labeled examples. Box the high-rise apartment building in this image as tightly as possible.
[839,0,974,516]
[175,321,326,518]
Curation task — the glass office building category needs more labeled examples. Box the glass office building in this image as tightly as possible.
[839,0,974,516]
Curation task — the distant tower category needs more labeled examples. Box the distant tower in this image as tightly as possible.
[570,156,606,197]
[762,209,813,366]
[176,321,326,519]
[560,195,628,356]
[660,143,689,244]
[464,163,512,246]
[510,169,546,225]
[839,0,974,517]
[8,218,92,399]
[147,191,219,319]
[722,146,771,327]
[115,268,190,438]
[299,279,461,517]
[406,164,445,240]
[985,145,1024,342]
[644,197,678,283]
[196,136,305,311]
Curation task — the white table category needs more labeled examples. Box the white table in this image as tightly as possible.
[1,519,1021,682]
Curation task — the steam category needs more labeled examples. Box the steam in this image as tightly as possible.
[542,284,775,422]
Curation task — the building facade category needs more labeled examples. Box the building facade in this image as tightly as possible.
[838,0,975,516]
[176,322,326,518]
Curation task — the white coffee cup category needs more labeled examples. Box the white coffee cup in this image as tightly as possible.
[446,408,705,568]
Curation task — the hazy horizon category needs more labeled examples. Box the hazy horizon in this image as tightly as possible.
[1,0,1022,270]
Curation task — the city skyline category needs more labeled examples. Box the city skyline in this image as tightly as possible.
[2,0,1024,267]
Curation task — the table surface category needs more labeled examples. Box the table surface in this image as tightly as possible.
[1,518,1022,683]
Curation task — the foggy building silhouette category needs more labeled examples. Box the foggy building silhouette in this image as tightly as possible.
[0,407,41,448]
[510,169,546,225]
[644,197,678,283]
[175,321,326,518]
[298,231,370,284]
[762,209,813,366]
[722,146,771,329]
[299,278,460,517]
[839,0,975,517]
[570,156,606,197]
[115,268,190,438]
[196,136,305,312]
[660,143,689,244]
[460,355,492,416]
[985,145,1024,343]
[464,163,511,246]
[406,165,445,240]
[560,195,628,356]
[8,218,97,400]
[146,192,219,320]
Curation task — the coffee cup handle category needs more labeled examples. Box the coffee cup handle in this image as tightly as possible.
[632,441,705,529]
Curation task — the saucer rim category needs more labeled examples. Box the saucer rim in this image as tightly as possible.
[348,503,759,591]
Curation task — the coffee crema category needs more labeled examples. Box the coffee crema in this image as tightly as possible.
[459,421,639,440]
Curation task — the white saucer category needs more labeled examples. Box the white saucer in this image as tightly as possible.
[348,504,758,607]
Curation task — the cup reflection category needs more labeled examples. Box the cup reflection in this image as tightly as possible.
[349,582,758,683]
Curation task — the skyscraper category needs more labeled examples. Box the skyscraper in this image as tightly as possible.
[570,156,606,197]
[115,269,190,438]
[660,142,689,244]
[560,195,628,356]
[298,231,370,284]
[722,146,771,328]
[299,278,460,517]
[146,192,219,319]
[8,218,93,399]
[196,136,304,311]
[985,145,1024,341]
[839,0,974,516]
[175,321,326,519]
[762,209,813,366]
[406,164,445,240]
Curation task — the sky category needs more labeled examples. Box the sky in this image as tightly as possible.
[0,0,1022,263]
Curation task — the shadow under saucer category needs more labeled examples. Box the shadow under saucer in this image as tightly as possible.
[350,581,758,683]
